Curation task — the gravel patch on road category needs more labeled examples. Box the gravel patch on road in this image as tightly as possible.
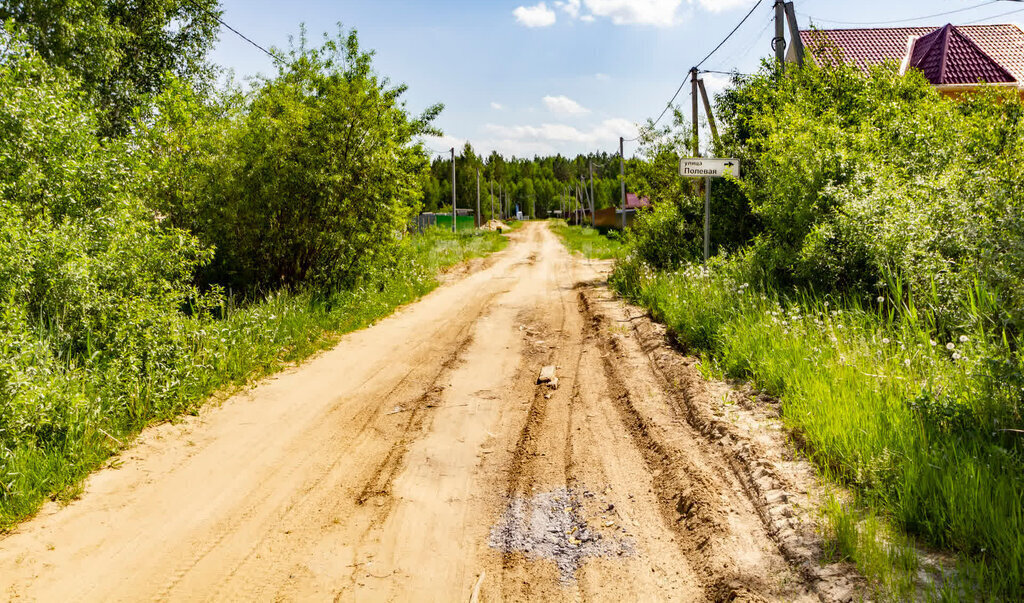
[488,487,634,581]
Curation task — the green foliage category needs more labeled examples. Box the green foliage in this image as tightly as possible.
[0,218,506,526]
[425,148,639,220]
[718,61,1024,335]
[0,22,487,528]
[622,202,697,270]
[0,30,213,454]
[615,59,1024,597]
[0,0,222,135]
[145,28,443,293]
[551,221,623,260]
[613,252,1024,598]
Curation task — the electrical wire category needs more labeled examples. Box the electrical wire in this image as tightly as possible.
[695,0,766,69]
[800,0,998,27]
[648,0,765,129]
[701,69,756,77]
[967,5,1024,22]
[184,0,285,63]
[708,12,774,73]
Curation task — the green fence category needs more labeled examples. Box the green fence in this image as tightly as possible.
[433,215,477,230]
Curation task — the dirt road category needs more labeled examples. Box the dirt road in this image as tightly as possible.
[0,222,857,601]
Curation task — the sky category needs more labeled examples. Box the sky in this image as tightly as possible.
[209,0,1024,158]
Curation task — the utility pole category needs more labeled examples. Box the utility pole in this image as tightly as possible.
[490,179,494,225]
[619,137,626,230]
[690,67,700,157]
[450,148,456,233]
[476,168,481,228]
[774,0,787,68]
[588,161,595,227]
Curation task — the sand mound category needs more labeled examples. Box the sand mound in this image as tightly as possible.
[483,219,511,231]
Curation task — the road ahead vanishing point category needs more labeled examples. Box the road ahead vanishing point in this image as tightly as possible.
[0,223,857,601]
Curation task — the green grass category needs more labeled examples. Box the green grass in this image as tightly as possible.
[0,227,507,528]
[551,220,624,260]
[612,258,1024,600]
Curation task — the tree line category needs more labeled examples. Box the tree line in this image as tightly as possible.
[420,145,643,219]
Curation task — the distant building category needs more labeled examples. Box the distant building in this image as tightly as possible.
[625,193,651,210]
[795,23,1024,96]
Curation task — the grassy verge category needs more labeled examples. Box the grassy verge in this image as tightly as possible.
[612,258,1024,600]
[551,220,624,259]
[0,227,507,528]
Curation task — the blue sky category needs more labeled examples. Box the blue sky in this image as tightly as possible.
[209,0,1024,158]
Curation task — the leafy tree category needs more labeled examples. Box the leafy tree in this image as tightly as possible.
[1,0,222,135]
[154,28,443,292]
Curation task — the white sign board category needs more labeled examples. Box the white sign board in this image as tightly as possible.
[679,158,740,178]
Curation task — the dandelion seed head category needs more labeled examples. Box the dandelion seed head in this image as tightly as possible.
[959,335,969,343]
[882,338,890,345]
[946,342,955,351]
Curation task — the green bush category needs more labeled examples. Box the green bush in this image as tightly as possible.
[624,202,698,270]
[618,57,1024,597]
[717,61,1024,335]
[144,29,443,294]
[0,25,487,528]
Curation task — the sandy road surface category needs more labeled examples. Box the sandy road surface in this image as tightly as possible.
[0,222,855,602]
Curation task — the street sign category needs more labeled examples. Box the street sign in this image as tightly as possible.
[679,158,740,178]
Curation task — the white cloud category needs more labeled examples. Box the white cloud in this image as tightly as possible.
[543,95,590,115]
[491,102,504,110]
[581,0,683,26]
[700,73,732,97]
[555,0,582,18]
[595,73,611,81]
[484,118,638,146]
[421,134,466,153]
[580,14,596,22]
[514,2,557,27]
[692,0,755,13]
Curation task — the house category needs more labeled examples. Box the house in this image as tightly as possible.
[625,193,651,210]
[795,23,1024,96]
[591,193,652,230]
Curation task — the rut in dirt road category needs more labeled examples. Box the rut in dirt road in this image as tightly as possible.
[0,222,858,602]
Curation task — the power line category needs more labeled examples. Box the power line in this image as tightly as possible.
[708,12,774,73]
[184,0,285,63]
[967,5,1024,22]
[701,69,756,77]
[800,0,998,27]
[696,0,766,69]
[648,0,766,129]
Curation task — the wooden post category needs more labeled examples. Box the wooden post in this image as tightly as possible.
[450,148,456,233]
[690,67,700,157]
[784,2,804,65]
[697,78,720,149]
[775,0,786,66]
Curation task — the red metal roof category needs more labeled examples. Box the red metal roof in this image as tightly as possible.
[800,24,1024,83]
[625,193,650,209]
[909,24,1014,84]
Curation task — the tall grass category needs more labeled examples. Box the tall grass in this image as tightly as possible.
[613,257,1024,599]
[551,220,624,260]
[0,228,507,528]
